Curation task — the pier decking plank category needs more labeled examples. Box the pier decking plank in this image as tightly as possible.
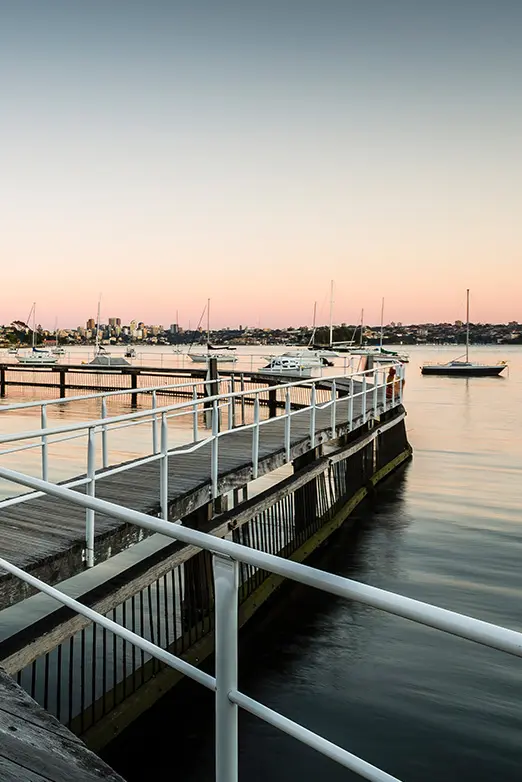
[0,668,124,781]
[0,390,382,606]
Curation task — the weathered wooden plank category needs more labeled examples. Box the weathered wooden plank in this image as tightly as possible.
[0,669,125,781]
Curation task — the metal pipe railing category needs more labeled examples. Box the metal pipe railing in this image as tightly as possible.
[0,467,521,782]
[0,365,400,542]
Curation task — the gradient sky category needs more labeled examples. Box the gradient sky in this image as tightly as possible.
[1,1,521,328]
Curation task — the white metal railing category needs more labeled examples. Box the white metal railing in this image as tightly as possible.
[0,467,521,782]
[0,364,405,567]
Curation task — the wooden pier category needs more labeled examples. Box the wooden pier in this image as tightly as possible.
[0,667,124,781]
[0,388,370,609]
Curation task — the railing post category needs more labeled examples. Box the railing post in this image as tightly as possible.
[228,380,234,430]
[330,379,337,436]
[240,374,246,425]
[310,382,316,448]
[362,375,368,424]
[372,369,378,418]
[348,378,354,431]
[382,367,387,410]
[192,385,199,442]
[398,363,404,405]
[284,389,291,462]
[152,391,159,455]
[101,397,109,468]
[211,400,219,499]
[391,370,396,406]
[252,393,260,479]
[40,405,48,482]
[213,554,239,782]
[85,427,95,568]
[161,412,168,520]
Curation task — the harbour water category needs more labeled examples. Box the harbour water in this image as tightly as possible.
[102,345,522,781]
[2,344,521,780]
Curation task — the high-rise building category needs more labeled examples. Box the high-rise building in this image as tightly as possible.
[86,318,95,330]
[108,317,121,327]
[170,323,179,334]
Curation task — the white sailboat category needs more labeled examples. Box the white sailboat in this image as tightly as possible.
[421,290,507,376]
[52,321,66,355]
[17,304,58,365]
[89,296,130,367]
[349,299,409,363]
[189,300,238,364]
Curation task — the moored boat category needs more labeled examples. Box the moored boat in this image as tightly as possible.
[421,290,507,377]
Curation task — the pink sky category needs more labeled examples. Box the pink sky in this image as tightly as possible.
[1,3,520,329]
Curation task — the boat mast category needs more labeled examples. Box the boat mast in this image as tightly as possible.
[32,302,36,350]
[379,298,384,351]
[360,309,364,346]
[329,280,334,348]
[309,301,317,347]
[95,295,101,355]
[466,288,470,363]
[207,298,211,347]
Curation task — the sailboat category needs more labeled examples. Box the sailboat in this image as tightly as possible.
[188,300,238,364]
[349,300,409,363]
[421,290,507,376]
[306,282,340,359]
[89,297,130,367]
[17,304,59,365]
[52,320,66,355]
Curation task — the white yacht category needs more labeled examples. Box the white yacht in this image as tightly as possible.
[17,304,58,365]
[258,354,325,378]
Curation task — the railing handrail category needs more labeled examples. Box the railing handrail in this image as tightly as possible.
[0,376,215,413]
[0,464,520,659]
[0,365,397,447]
[0,464,520,782]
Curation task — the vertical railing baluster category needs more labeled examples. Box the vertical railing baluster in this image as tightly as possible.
[161,412,168,520]
[85,427,95,568]
[213,554,239,782]
[41,404,48,481]
[310,382,316,448]
[284,390,291,462]
[192,385,199,442]
[398,363,404,405]
[372,369,378,418]
[101,397,108,468]
[152,391,159,454]
[362,375,368,424]
[349,378,354,431]
[330,379,337,436]
[228,380,234,430]
[240,374,246,426]
[382,367,387,410]
[211,400,219,499]
[252,394,260,479]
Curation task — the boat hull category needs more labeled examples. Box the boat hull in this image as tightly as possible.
[421,364,506,377]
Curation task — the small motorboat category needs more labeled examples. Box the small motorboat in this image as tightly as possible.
[124,347,136,358]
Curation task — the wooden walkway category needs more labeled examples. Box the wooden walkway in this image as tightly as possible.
[0,668,124,781]
[0,390,380,608]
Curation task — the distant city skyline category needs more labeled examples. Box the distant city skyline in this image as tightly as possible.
[1,2,521,327]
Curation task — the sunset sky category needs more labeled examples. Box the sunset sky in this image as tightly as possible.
[1,1,520,328]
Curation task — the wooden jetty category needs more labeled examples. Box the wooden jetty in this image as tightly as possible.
[0,667,124,781]
[0,387,371,608]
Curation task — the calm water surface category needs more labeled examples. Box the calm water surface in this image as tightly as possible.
[103,345,522,781]
[3,345,522,780]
